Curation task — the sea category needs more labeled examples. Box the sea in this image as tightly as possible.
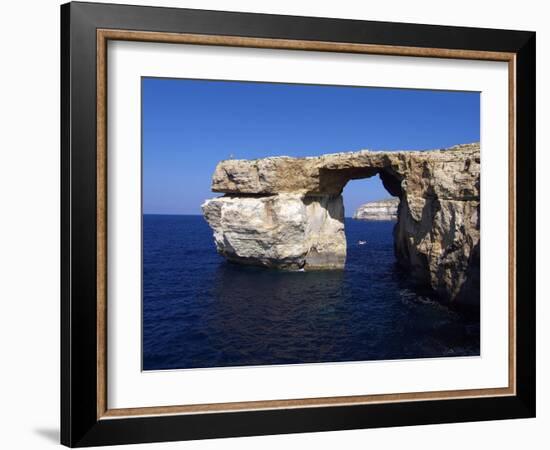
[143,215,480,371]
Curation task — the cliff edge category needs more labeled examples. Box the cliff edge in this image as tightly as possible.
[353,198,399,220]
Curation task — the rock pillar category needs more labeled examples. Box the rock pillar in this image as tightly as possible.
[202,193,346,270]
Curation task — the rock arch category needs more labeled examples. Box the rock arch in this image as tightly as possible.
[202,143,480,303]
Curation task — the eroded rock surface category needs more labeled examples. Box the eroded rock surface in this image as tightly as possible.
[202,143,480,303]
[202,194,345,270]
[353,198,399,221]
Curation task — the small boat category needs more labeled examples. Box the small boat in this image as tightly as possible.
[358,240,367,245]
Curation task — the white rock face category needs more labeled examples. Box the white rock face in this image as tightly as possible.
[202,194,345,270]
[353,198,399,220]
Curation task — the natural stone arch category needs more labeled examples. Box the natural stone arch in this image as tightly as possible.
[202,143,480,303]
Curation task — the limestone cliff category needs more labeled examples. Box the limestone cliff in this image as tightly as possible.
[202,143,480,304]
[353,198,399,221]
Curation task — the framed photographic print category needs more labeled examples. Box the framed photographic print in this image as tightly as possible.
[60,1,536,447]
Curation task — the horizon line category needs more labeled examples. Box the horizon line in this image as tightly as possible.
[143,213,358,218]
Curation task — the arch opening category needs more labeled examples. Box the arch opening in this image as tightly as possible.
[340,174,401,269]
[340,173,399,219]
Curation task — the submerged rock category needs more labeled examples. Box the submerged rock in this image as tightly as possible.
[353,198,399,221]
[202,143,480,304]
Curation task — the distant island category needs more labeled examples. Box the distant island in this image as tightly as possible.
[353,198,399,221]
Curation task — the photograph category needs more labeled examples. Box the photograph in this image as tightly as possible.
[141,77,481,371]
[54,1,537,447]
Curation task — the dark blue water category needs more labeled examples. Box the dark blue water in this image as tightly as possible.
[143,215,479,370]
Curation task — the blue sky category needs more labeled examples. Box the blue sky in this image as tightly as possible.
[142,78,479,216]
